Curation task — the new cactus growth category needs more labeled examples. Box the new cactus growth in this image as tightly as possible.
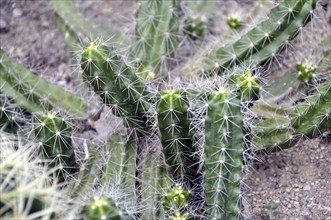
[297,60,317,82]
[84,196,122,220]
[229,69,260,101]
[162,184,190,219]
[184,16,207,39]
[227,15,242,29]
[33,112,77,181]
[169,212,189,220]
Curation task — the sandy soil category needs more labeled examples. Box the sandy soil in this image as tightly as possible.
[0,0,330,219]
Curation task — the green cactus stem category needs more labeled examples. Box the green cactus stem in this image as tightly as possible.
[50,0,128,49]
[156,89,199,182]
[252,77,331,151]
[81,41,154,218]
[0,49,87,117]
[0,95,27,133]
[131,0,180,78]
[292,77,331,137]
[204,89,244,219]
[81,41,151,134]
[33,112,77,181]
[203,0,317,73]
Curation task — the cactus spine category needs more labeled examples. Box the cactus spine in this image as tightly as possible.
[0,131,66,219]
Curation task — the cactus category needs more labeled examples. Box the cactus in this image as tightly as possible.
[80,41,150,133]
[156,89,196,180]
[50,0,128,49]
[0,95,27,133]
[252,77,331,151]
[0,131,66,219]
[0,49,87,117]
[228,69,261,102]
[183,0,217,39]
[0,0,329,219]
[33,112,77,181]
[184,16,207,39]
[296,60,317,82]
[203,0,317,73]
[204,89,244,219]
[131,0,180,78]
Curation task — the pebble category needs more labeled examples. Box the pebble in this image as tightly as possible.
[303,184,311,191]
[0,18,9,34]
[13,8,23,17]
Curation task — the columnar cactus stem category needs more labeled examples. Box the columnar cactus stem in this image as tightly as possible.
[156,89,198,182]
[0,95,26,133]
[33,113,77,181]
[50,0,128,49]
[252,77,331,151]
[132,0,180,78]
[203,0,317,73]
[0,49,87,117]
[81,41,151,134]
[204,89,244,219]
[292,77,331,137]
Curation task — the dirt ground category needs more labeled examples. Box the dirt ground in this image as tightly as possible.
[0,0,330,219]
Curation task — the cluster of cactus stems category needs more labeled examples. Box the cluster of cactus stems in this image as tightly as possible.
[1,0,330,219]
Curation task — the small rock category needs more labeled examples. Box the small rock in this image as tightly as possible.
[0,19,9,34]
[41,20,50,28]
[303,184,311,191]
[13,8,23,17]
